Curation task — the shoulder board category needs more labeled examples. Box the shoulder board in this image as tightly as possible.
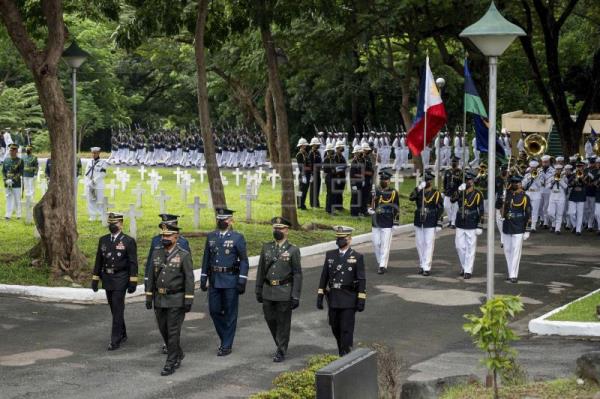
[176,245,190,256]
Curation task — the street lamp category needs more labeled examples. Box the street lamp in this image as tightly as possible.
[62,41,89,221]
[460,2,525,300]
[435,77,445,187]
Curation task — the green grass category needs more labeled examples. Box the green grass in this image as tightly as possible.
[0,163,417,286]
[441,378,600,399]
[548,292,600,322]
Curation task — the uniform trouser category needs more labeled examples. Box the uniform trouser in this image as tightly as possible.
[528,194,541,229]
[298,176,310,208]
[455,228,477,274]
[263,300,292,355]
[155,307,185,367]
[361,180,372,214]
[568,201,585,233]
[414,226,435,271]
[105,289,127,345]
[310,172,321,207]
[350,185,362,216]
[328,307,356,356]
[595,203,600,230]
[585,196,596,228]
[393,151,401,170]
[5,186,21,218]
[208,287,239,349]
[23,177,34,198]
[547,197,565,232]
[502,233,523,279]
[332,178,345,212]
[325,177,333,213]
[444,196,458,226]
[86,187,104,219]
[541,191,551,226]
[495,210,504,245]
[372,227,393,269]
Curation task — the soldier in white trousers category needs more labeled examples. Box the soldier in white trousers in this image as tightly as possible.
[546,164,568,233]
[501,175,531,283]
[539,155,555,229]
[2,144,23,219]
[522,160,543,231]
[84,147,108,221]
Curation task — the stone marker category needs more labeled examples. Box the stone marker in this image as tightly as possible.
[125,204,142,239]
[197,167,207,184]
[174,167,184,185]
[232,168,244,186]
[106,179,118,199]
[155,190,171,214]
[24,197,34,224]
[132,184,146,208]
[137,165,147,181]
[100,197,115,227]
[239,183,257,222]
[187,196,207,230]
[268,169,280,189]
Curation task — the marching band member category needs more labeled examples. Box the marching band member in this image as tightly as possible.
[567,161,587,235]
[546,164,568,234]
[522,160,543,232]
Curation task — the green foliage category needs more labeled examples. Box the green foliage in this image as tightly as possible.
[548,291,600,323]
[31,129,50,152]
[250,354,338,399]
[0,83,44,128]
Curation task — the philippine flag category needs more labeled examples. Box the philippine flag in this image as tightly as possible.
[407,56,447,156]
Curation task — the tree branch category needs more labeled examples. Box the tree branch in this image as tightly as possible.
[41,0,67,69]
[556,0,579,31]
[0,0,41,70]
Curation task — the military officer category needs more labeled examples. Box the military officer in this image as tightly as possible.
[322,143,335,214]
[91,213,138,350]
[2,144,23,219]
[84,147,108,221]
[368,168,400,274]
[308,137,322,208]
[546,164,568,234]
[349,145,364,217]
[501,175,532,283]
[443,156,462,228]
[296,138,310,210]
[145,225,194,376]
[332,141,347,213]
[316,226,366,356]
[255,217,302,362]
[200,208,249,356]
[22,145,38,201]
[409,171,443,276]
[522,160,543,231]
[361,143,375,215]
[567,161,587,235]
[452,171,484,279]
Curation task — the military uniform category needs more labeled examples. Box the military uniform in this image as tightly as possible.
[255,217,302,361]
[322,148,335,214]
[308,144,322,208]
[567,164,587,234]
[85,148,108,221]
[361,147,375,215]
[501,177,532,282]
[2,144,23,219]
[22,147,38,199]
[91,213,138,349]
[317,226,366,356]
[370,168,399,273]
[200,208,249,355]
[145,225,194,375]
[443,162,462,228]
[296,141,310,210]
[332,143,347,212]
[349,148,364,217]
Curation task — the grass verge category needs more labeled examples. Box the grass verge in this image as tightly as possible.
[547,291,600,323]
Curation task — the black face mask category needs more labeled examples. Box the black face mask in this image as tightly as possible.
[108,224,119,234]
[26,150,31,155]
[380,180,389,188]
[336,237,348,248]
[217,220,229,230]
[273,230,284,241]
[162,239,173,247]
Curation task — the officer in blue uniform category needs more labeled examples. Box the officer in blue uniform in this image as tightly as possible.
[200,208,249,356]
[144,214,191,354]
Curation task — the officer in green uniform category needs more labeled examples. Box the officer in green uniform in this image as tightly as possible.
[22,145,38,200]
[255,217,302,362]
[2,144,23,219]
[145,225,195,376]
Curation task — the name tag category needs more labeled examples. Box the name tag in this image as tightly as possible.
[116,242,125,250]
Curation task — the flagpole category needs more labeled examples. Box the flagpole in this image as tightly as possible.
[422,56,429,217]
[462,54,468,219]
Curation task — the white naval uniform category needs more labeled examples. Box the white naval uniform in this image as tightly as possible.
[546,174,568,232]
[522,171,544,230]
[540,166,555,227]
[84,158,107,220]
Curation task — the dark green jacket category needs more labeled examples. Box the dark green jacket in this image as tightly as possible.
[22,154,39,178]
[146,244,194,308]
[2,156,23,188]
[255,240,302,302]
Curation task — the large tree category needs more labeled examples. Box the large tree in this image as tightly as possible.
[0,0,86,276]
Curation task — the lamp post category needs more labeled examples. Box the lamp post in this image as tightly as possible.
[62,41,89,221]
[435,77,445,188]
[460,2,524,300]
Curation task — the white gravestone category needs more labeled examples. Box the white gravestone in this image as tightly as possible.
[187,196,207,230]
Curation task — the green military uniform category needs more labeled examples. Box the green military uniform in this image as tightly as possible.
[22,149,38,199]
[2,145,23,219]
[146,225,195,375]
[255,217,302,361]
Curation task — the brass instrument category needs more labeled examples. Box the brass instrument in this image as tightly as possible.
[524,133,547,158]
[531,168,538,178]
[594,141,600,156]
[554,170,562,181]
[576,169,584,180]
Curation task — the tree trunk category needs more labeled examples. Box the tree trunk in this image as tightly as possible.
[264,86,278,166]
[0,0,86,278]
[195,0,226,209]
[259,21,299,228]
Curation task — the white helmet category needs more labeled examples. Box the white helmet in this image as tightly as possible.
[501,128,508,134]
[325,143,334,151]
[352,145,362,154]
[309,137,320,146]
[297,138,308,147]
[335,140,345,149]
[361,142,371,151]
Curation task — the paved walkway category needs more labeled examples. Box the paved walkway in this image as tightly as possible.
[1,228,598,398]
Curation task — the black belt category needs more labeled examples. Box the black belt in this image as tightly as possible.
[211,266,239,273]
[157,288,183,295]
[329,283,355,290]
[265,276,292,286]
[103,267,124,275]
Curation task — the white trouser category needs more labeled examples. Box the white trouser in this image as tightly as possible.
[495,209,504,244]
[502,233,523,279]
[372,227,393,269]
[5,186,22,218]
[86,187,104,220]
[541,191,551,226]
[455,228,477,274]
[585,196,596,228]
[393,150,401,170]
[444,196,458,226]
[528,192,541,229]
[422,150,430,169]
[547,196,565,232]
[414,226,435,271]
[595,203,600,230]
[568,201,585,233]
[23,176,35,198]
[469,150,480,167]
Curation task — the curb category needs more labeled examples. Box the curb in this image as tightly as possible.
[0,223,415,303]
[528,288,600,337]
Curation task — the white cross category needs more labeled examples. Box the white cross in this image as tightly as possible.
[113,167,121,177]
[293,168,301,183]
[232,168,244,186]
[196,167,206,184]
[174,167,184,185]
[187,196,207,230]
[240,182,258,222]
[132,184,146,208]
[137,165,147,181]
[125,204,143,239]
[155,190,172,214]
[393,171,404,192]
[39,178,48,194]
[24,197,34,224]
[268,169,280,189]
[148,169,162,195]
[220,172,229,186]
[118,172,130,192]
[100,197,115,226]
[255,167,265,184]
[106,179,118,199]
[243,170,253,185]
[202,188,213,209]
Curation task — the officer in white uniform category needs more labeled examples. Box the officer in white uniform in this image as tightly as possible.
[539,155,555,228]
[546,164,568,234]
[85,147,108,221]
[522,160,543,231]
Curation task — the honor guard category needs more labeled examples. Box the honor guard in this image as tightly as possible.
[308,138,322,208]
[522,160,543,231]
[332,141,347,213]
[361,143,375,215]
[368,168,400,274]
[452,171,484,279]
[567,161,586,235]
[2,144,23,219]
[349,145,364,217]
[200,208,249,356]
[539,155,555,228]
[22,145,38,201]
[91,213,138,350]
[546,164,568,234]
[316,226,366,356]
[322,143,336,214]
[443,156,462,228]
[84,147,108,221]
[409,171,443,276]
[255,217,302,362]
[296,138,310,210]
[145,225,194,376]
[501,175,532,283]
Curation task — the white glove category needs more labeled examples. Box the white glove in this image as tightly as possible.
[418,181,426,191]
[301,176,307,184]
[5,179,12,186]
[523,232,530,241]
[475,228,483,236]
[458,183,466,192]
[367,208,375,215]
[351,185,358,191]
[435,226,442,233]
[309,176,314,183]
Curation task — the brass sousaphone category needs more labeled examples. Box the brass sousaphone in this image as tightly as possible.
[524,133,547,158]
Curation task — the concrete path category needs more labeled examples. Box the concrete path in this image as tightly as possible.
[1,227,599,398]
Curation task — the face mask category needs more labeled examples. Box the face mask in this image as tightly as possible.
[108,224,119,234]
[380,180,388,188]
[273,230,284,241]
[162,239,173,247]
[217,220,229,230]
[26,150,31,155]
[336,237,348,248]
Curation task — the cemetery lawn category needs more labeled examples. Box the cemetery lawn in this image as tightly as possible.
[0,164,417,287]
[547,291,600,322]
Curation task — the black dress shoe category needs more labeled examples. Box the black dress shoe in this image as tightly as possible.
[423,271,431,276]
[107,343,120,351]
[160,366,175,376]
[464,273,472,280]
[576,232,582,236]
[418,268,424,275]
[377,267,385,275]
[459,270,465,277]
[510,278,518,284]
[217,347,232,357]
[273,351,285,363]
[161,344,168,354]
[555,231,561,235]
[120,335,128,344]
[174,353,184,369]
